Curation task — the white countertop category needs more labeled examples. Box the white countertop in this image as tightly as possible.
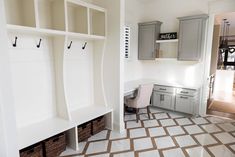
[124,79,201,95]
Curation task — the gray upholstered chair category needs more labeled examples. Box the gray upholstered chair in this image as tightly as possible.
[125,84,154,122]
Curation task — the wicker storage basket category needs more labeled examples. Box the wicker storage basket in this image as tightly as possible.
[92,116,105,135]
[43,133,66,157]
[20,143,43,157]
[78,122,92,142]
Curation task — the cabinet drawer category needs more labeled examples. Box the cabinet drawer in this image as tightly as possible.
[176,88,197,96]
[154,85,175,93]
[175,95,194,114]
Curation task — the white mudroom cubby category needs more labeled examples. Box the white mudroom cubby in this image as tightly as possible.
[37,0,66,31]
[4,0,36,27]
[67,2,88,34]
[90,8,106,36]
[3,0,112,154]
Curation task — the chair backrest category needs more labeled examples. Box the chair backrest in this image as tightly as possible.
[134,84,154,108]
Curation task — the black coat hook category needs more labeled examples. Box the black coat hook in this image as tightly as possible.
[68,41,73,49]
[82,42,87,50]
[37,38,42,48]
[13,36,18,47]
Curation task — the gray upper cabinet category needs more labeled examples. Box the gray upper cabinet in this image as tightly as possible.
[138,21,162,60]
[178,15,208,61]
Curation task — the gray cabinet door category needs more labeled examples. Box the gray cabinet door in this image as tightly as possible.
[175,95,194,114]
[152,92,174,110]
[138,21,161,60]
[178,15,208,61]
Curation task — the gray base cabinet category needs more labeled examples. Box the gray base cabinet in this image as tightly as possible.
[138,21,162,60]
[152,85,199,115]
[178,14,208,61]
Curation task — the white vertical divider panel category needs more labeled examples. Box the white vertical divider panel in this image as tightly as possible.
[0,0,19,155]
[34,0,40,28]
[87,8,91,35]
[66,127,78,150]
[52,36,71,120]
[93,40,107,106]
[64,0,69,32]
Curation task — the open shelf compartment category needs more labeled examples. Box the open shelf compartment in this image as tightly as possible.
[89,9,106,36]
[4,0,36,27]
[17,117,74,150]
[67,2,88,34]
[38,0,66,31]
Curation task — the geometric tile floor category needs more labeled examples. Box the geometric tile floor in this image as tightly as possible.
[61,107,235,157]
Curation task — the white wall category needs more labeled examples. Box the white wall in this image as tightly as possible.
[125,0,209,87]
[8,34,58,128]
[64,40,94,111]
[124,0,143,81]
[0,0,18,156]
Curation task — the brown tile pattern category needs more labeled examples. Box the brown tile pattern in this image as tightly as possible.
[61,107,235,157]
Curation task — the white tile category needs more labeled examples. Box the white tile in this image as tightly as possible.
[77,142,87,154]
[155,136,175,149]
[194,134,217,146]
[86,140,109,154]
[139,108,147,114]
[233,132,235,136]
[160,119,176,127]
[166,126,185,136]
[129,128,147,138]
[163,148,185,157]
[229,144,235,151]
[217,123,235,132]
[209,145,234,157]
[110,130,127,140]
[186,146,211,157]
[126,121,142,129]
[138,150,160,157]
[60,145,86,156]
[91,154,110,157]
[191,117,209,125]
[88,130,108,141]
[150,107,163,113]
[176,118,193,126]
[113,151,135,157]
[139,114,153,120]
[200,124,222,133]
[148,127,166,137]
[143,119,159,128]
[168,112,184,119]
[154,113,169,119]
[214,132,235,144]
[133,137,153,151]
[184,125,204,134]
[175,135,197,147]
[206,116,230,124]
[111,139,130,153]
[125,114,136,121]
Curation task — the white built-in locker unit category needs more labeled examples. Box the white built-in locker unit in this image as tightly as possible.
[4,0,113,153]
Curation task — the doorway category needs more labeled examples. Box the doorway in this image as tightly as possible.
[207,12,235,119]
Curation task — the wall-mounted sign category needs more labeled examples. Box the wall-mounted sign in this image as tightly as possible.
[159,32,177,40]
